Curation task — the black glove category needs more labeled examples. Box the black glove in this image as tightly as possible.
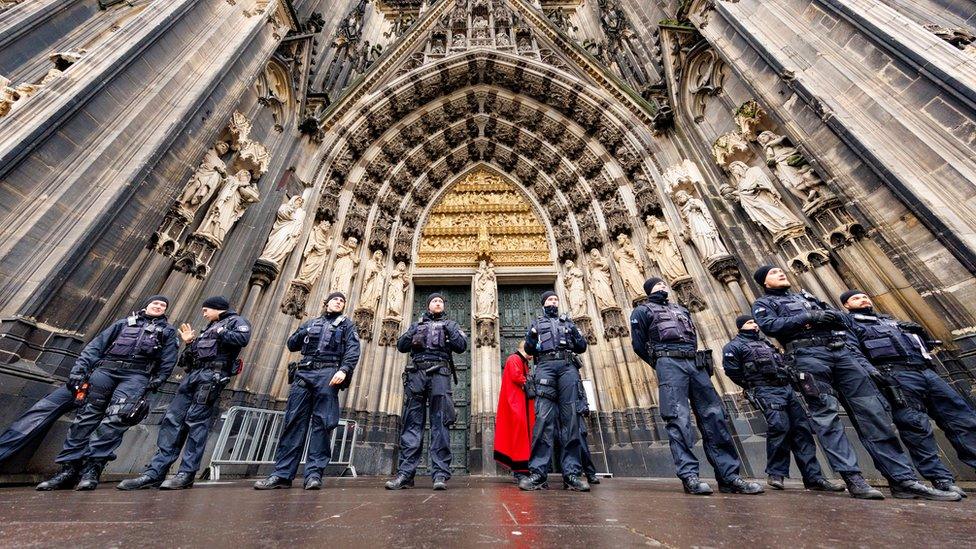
[867,368,890,387]
[896,320,924,334]
[66,373,87,392]
[146,378,163,393]
[808,310,843,326]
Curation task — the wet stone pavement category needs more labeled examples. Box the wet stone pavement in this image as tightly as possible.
[1,476,974,548]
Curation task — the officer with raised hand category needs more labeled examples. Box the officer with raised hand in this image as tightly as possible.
[119,295,251,491]
[518,291,589,492]
[255,292,359,490]
[842,289,975,498]
[722,314,843,492]
[36,295,178,491]
[751,265,960,501]
[631,278,762,496]
[386,293,467,490]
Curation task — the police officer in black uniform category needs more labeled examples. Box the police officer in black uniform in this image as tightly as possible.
[631,278,762,496]
[36,295,178,491]
[0,387,76,466]
[751,265,960,501]
[386,293,468,490]
[519,290,590,492]
[723,314,843,492]
[842,289,975,498]
[255,292,360,490]
[119,296,251,491]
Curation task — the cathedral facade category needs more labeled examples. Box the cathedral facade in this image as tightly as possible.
[1,0,975,479]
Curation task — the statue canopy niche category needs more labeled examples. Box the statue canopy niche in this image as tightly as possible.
[417,167,551,268]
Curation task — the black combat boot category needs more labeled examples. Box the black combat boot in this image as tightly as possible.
[518,473,549,491]
[254,475,293,490]
[432,476,448,491]
[563,475,590,492]
[117,474,163,491]
[681,476,713,495]
[933,479,967,498]
[767,475,785,490]
[586,473,601,485]
[719,477,764,494]
[303,476,322,490]
[841,472,884,500]
[384,474,414,490]
[36,462,82,491]
[75,461,105,491]
[160,472,195,490]
[804,478,845,492]
[890,479,962,501]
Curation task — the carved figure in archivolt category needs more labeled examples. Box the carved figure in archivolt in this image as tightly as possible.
[330,236,360,294]
[674,190,728,261]
[196,170,259,244]
[258,195,306,269]
[359,250,386,312]
[723,161,803,235]
[586,248,616,312]
[296,220,332,284]
[644,216,689,283]
[613,234,646,300]
[385,262,410,319]
[474,260,498,320]
[563,259,588,318]
[757,131,832,208]
[178,142,230,216]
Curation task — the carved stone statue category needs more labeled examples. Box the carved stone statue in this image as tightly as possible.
[178,142,230,216]
[385,262,409,319]
[612,234,646,300]
[358,250,385,312]
[674,190,729,261]
[195,170,259,245]
[757,131,832,209]
[258,195,306,268]
[474,260,498,319]
[586,248,616,312]
[644,216,689,283]
[329,236,360,294]
[563,259,588,318]
[723,161,803,236]
[296,220,332,284]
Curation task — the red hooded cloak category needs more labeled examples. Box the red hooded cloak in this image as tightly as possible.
[493,351,535,472]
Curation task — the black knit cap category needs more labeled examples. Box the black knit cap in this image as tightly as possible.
[427,293,444,307]
[643,277,664,296]
[541,290,558,305]
[201,295,230,310]
[325,291,346,304]
[753,265,775,286]
[143,294,170,308]
[839,289,866,306]
[735,314,754,330]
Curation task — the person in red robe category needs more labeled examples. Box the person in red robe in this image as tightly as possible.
[494,342,535,481]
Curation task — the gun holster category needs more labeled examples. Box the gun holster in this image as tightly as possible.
[695,350,714,376]
[524,373,537,400]
[794,371,821,398]
[287,361,299,384]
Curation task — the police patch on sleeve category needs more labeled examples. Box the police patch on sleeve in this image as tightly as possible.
[238,325,250,332]
[753,307,765,314]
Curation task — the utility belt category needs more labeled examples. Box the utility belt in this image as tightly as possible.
[653,349,697,359]
[185,359,230,373]
[297,360,339,371]
[749,377,791,388]
[878,362,929,373]
[784,335,845,353]
[406,360,450,374]
[97,359,153,372]
[536,350,575,363]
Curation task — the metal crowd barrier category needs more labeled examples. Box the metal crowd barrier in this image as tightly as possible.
[208,406,358,480]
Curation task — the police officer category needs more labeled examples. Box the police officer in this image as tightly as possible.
[518,290,589,491]
[577,380,600,486]
[386,293,468,490]
[722,314,843,492]
[255,292,360,490]
[751,265,960,501]
[631,278,762,495]
[0,387,76,465]
[36,295,178,491]
[119,296,251,491]
[842,289,975,498]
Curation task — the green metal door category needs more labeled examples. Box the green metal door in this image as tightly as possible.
[498,285,553,371]
[409,285,472,476]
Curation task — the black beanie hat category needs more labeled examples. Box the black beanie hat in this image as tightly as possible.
[541,290,558,305]
[643,277,664,296]
[201,295,230,310]
[427,293,444,307]
[753,265,775,286]
[839,289,866,306]
[325,291,346,304]
[735,314,754,330]
[143,294,170,308]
